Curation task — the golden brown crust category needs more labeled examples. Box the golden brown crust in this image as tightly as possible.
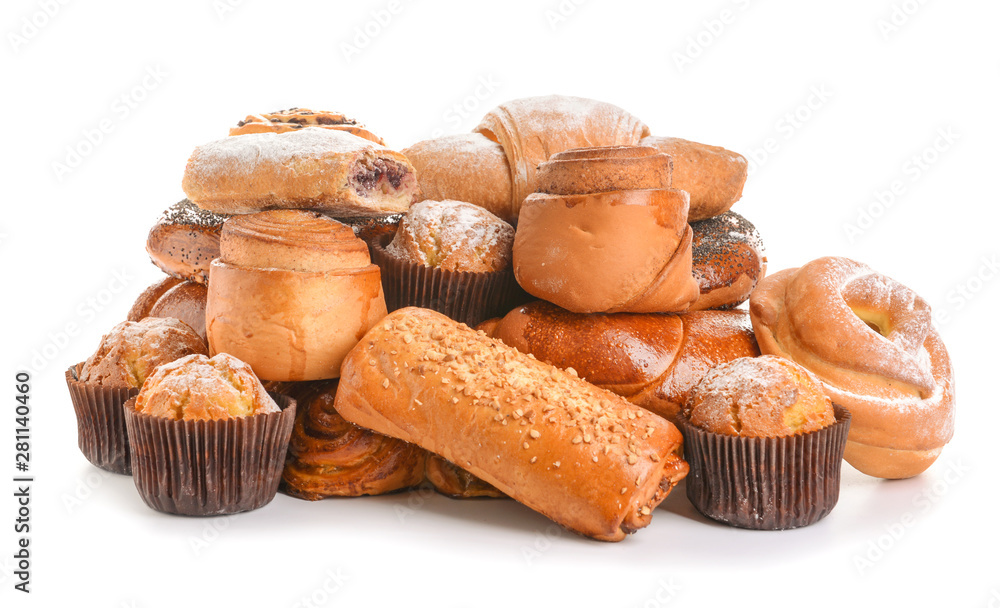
[182,129,419,217]
[229,108,385,145]
[689,211,767,311]
[536,146,672,194]
[79,317,208,389]
[513,187,699,314]
[385,200,514,273]
[145,200,227,284]
[206,210,388,382]
[639,136,748,221]
[424,455,506,499]
[333,307,689,542]
[749,257,955,478]
[134,353,278,421]
[128,277,209,343]
[684,356,835,437]
[269,380,427,499]
[484,302,760,423]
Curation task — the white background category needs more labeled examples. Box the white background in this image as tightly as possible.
[3,0,998,606]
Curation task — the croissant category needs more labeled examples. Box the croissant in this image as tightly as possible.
[483,301,760,423]
[267,380,427,499]
[749,257,955,479]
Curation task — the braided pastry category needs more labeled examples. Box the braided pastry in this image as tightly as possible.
[749,256,955,479]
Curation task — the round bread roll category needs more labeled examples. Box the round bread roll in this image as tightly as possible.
[684,356,835,437]
[535,145,671,194]
[182,128,420,217]
[385,200,514,273]
[749,257,955,479]
[207,210,387,382]
[689,211,767,311]
[135,353,279,421]
[145,200,228,285]
[127,277,208,343]
[79,317,208,389]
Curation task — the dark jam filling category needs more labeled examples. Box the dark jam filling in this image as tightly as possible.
[354,159,406,193]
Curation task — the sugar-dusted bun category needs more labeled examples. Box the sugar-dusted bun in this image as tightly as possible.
[79,317,208,388]
[690,211,767,311]
[182,128,419,217]
[385,200,514,273]
[750,257,955,478]
[685,356,835,437]
[135,353,278,421]
[145,200,228,284]
[229,108,385,145]
[535,145,671,195]
[127,277,209,343]
[207,210,387,381]
[639,136,748,221]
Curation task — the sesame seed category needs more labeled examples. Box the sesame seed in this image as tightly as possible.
[572,436,582,444]
[592,456,599,463]
[381,379,390,389]
[530,456,538,464]
[402,334,414,344]
[553,461,561,468]
[523,442,530,449]
[627,454,638,465]
[650,453,660,462]
[620,487,627,495]
[529,429,541,439]
[640,506,651,516]
[583,433,592,443]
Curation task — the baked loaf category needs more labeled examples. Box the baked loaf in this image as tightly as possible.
[334,307,689,542]
[749,256,955,478]
[484,301,760,423]
[684,356,835,437]
[689,211,767,311]
[206,210,387,381]
[385,200,514,273]
[424,455,505,499]
[127,277,208,343]
[513,146,699,313]
[403,96,650,223]
[145,199,228,284]
[268,380,427,499]
[182,128,420,216]
[640,136,748,221]
[79,317,208,388]
[230,108,384,145]
[134,352,279,420]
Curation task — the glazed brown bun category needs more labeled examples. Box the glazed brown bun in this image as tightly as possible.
[749,257,955,479]
[206,210,387,382]
[182,128,419,217]
[690,211,767,311]
[684,356,836,437]
[127,277,208,343]
[135,353,279,421]
[483,301,759,423]
[639,136,748,221]
[513,146,699,313]
[145,200,227,285]
[80,317,208,389]
[229,108,385,145]
[334,307,689,542]
[267,380,427,499]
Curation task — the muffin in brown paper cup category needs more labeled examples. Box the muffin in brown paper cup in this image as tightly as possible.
[124,393,296,516]
[677,403,851,530]
[65,363,138,475]
[371,232,521,327]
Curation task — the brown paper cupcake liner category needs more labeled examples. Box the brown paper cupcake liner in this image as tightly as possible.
[124,393,296,516]
[371,233,521,327]
[65,363,139,475]
[677,404,851,530]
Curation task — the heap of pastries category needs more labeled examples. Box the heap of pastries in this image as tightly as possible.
[64,98,955,540]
